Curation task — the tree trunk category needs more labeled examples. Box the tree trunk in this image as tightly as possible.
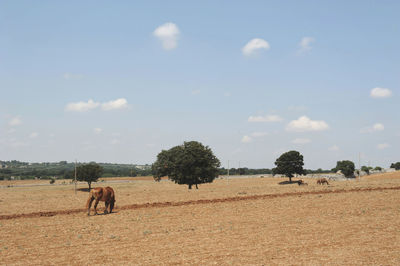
[289,176,292,183]
[195,184,198,189]
[88,182,91,191]
[188,184,192,189]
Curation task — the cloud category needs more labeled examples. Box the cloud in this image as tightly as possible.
[29,132,39,139]
[153,22,180,50]
[65,99,100,112]
[370,87,392,98]
[297,37,315,54]
[377,143,389,150]
[241,135,252,143]
[242,38,270,56]
[292,138,311,144]
[94,128,103,134]
[248,114,282,123]
[360,123,385,133]
[286,116,329,132]
[63,73,84,80]
[328,145,340,151]
[9,116,22,126]
[101,98,128,111]
[373,123,384,131]
[192,90,201,95]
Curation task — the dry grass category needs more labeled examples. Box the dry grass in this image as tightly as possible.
[1,172,400,265]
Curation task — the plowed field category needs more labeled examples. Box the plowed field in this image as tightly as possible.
[1,172,400,265]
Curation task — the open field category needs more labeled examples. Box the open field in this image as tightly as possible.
[1,172,400,265]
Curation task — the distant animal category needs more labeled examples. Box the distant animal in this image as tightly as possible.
[297,180,308,186]
[316,178,329,185]
[86,186,115,216]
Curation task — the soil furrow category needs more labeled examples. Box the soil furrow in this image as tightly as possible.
[1,185,399,220]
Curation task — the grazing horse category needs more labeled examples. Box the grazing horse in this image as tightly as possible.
[316,178,329,185]
[86,187,115,216]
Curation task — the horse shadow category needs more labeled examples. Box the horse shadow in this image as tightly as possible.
[278,180,300,185]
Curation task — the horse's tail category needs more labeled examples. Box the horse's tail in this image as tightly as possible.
[107,187,115,213]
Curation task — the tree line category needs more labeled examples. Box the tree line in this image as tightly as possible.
[0,161,152,180]
[1,142,399,190]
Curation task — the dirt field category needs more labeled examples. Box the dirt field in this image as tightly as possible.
[1,172,400,265]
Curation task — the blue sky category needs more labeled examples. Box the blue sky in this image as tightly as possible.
[0,1,399,169]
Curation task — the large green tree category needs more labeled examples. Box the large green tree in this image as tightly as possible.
[391,162,400,170]
[76,163,103,190]
[152,141,221,189]
[333,160,355,178]
[272,150,305,182]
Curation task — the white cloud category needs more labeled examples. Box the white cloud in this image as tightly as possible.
[241,135,252,143]
[65,99,100,112]
[251,132,269,137]
[370,87,392,98]
[360,123,385,133]
[192,90,201,95]
[9,116,22,126]
[286,116,329,132]
[8,128,16,134]
[373,123,384,131]
[65,98,128,112]
[297,37,315,54]
[224,92,231,97]
[29,132,39,139]
[377,143,389,150]
[292,138,311,144]
[101,98,128,111]
[94,128,103,134]
[242,38,270,56]
[63,73,84,80]
[153,22,180,50]
[248,114,282,123]
[328,145,340,151]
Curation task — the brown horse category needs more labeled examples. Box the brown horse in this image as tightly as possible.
[316,178,329,185]
[297,179,308,186]
[86,187,115,216]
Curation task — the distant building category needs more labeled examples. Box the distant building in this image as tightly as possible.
[135,165,151,170]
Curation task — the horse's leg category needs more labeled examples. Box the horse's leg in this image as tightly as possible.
[86,196,94,216]
[104,201,109,214]
[94,198,100,215]
[109,200,114,213]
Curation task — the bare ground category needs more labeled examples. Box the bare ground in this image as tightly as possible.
[1,172,400,265]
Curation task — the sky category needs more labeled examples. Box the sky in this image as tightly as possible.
[0,1,399,169]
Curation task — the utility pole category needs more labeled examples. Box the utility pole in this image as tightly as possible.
[358,153,361,180]
[227,160,230,177]
[74,159,77,194]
